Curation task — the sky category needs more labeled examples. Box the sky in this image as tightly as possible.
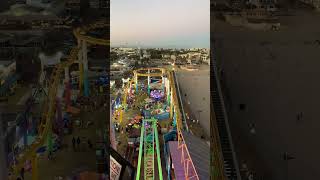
[111,0,210,48]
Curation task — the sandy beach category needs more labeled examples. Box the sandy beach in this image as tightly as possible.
[176,65,210,137]
[213,10,320,180]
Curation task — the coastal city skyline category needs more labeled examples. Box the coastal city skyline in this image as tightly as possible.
[111,0,210,48]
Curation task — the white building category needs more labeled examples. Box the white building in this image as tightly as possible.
[143,53,151,58]
[0,61,16,83]
[162,54,170,59]
[170,55,176,61]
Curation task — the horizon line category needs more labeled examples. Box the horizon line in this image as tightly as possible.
[110,45,210,49]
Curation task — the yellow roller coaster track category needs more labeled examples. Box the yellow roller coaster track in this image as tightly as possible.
[73,20,109,46]
[133,68,164,77]
[9,21,109,180]
[10,47,79,179]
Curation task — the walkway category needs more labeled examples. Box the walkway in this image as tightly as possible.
[24,96,107,179]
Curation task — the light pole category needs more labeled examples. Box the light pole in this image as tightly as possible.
[197,110,202,123]
[283,152,295,180]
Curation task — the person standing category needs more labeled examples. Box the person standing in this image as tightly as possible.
[88,139,93,149]
[48,151,52,160]
[72,137,76,151]
[77,137,81,151]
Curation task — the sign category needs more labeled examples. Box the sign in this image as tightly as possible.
[110,156,122,180]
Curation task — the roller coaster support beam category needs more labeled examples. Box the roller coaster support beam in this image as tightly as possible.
[170,88,173,120]
[64,66,71,106]
[56,98,63,135]
[31,153,38,180]
[136,121,145,180]
[147,69,150,95]
[153,120,163,180]
[64,67,69,82]
[78,39,83,94]
[82,40,89,97]
[166,79,170,105]
[161,69,165,92]
[135,73,138,93]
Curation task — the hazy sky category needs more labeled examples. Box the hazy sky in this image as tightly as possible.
[111,0,210,48]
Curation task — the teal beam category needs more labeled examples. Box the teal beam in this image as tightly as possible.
[162,77,165,92]
[136,83,138,93]
[136,124,145,180]
[173,111,176,127]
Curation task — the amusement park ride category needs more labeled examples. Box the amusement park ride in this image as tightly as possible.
[136,118,163,180]
[116,68,199,180]
[6,22,220,179]
[9,21,108,180]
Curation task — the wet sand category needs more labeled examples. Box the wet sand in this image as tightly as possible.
[213,10,320,180]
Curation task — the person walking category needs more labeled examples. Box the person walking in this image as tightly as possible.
[20,167,25,180]
[72,137,76,151]
[77,137,81,151]
[48,151,53,160]
[88,139,93,149]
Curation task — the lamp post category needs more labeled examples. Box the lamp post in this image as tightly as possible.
[283,152,295,180]
[197,110,202,123]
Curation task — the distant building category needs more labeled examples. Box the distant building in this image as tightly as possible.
[14,0,27,4]
[143,54,151,58]
[201,55,210,65]
[143,50,151,58]
[299,0,320,9]
[89,0,99,8]
[65,0,80,13]
[89,0,108,16]
[170,55,176,61]
[26,0,54,8]
[162,54,170,59]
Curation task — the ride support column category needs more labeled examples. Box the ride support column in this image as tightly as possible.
[173,108,177,127]
[170,88,173,119]
[153,120,163,180]
[161,70,165,92]
[147,69,150,95]
[64,67,71,106]
[56,98,63,135]
[166,78,170,104]
[136,120,145,180]
[83,41,89,97]
[135,73,138,94]
[78,39,83,94]
[31,153,38,180]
